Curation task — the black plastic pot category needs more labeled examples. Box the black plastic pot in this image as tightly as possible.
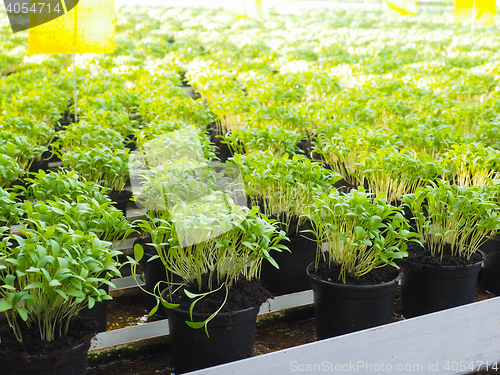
[307,263,400,340]
[400,259,483,318]
[481,238,500,295]
[208,123,232,163]
[168,306,259,374]
[28,158,49,173]
[108,190,132,217]
[260,235,316,295]
[79,283,110,332]
[125,134,138,152]
[1,342,90,375]
[133,236,169,316]
[142,251,168,315]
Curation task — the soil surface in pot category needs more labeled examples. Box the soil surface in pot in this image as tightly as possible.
[168,276,271,313]
[399,241,483,269]
[309,258,399,286]
[0,315,97,361]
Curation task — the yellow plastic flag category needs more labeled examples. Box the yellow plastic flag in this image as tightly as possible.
[387,0,417,16]
[28,0,115,55]
[223,0,269,19]
[454,0,496,25]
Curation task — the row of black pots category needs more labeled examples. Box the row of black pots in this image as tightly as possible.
[166,256,484,374]
[77,232,496,374]
[3,256,484,375]
[308,258,484,339]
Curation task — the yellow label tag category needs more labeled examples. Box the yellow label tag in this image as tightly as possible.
[454,0,496,24]
[387,0,417,16]
[28,0,115,55]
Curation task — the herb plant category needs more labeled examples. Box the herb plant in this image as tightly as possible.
[60,147,131,192]
[132,202,287,335]
[0,154,22,188]
[230,151,341,230]
[54,121,125,151]
[0,188,23,227]
[222,125,304,157]
[0,223,122,342]
[21,170,111,203]
[358,148,447,204]
[404,181,500,260]
[440,143,500,187]
[21,197,134,244]
[306,188,416,283]
[314,127,398,186]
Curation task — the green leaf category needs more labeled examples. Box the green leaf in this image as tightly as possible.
[134,244,144,262]
[65,289,85,298]
[55,289,69,300]
[160,300,179,309]
[185,320,206,329]
[18,308,28,321]
[184,289,203,299]
[49,279,62,287]
[0,299,12,311]
[266,256,279,269]
[147,304,159,317]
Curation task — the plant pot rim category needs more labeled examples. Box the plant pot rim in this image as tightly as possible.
[401,249,485,271]
[306,261,402,290]
[160,288,260,319]
[168,305,259,321]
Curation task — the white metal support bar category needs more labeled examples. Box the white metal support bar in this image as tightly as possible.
[185,296,500,375]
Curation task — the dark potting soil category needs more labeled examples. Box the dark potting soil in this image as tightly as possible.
[308,258,400,286]
[167,276,271,314]
[398,241,484,269]
[0,315,97,362]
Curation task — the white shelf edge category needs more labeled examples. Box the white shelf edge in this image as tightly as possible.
[186,296,500,375]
